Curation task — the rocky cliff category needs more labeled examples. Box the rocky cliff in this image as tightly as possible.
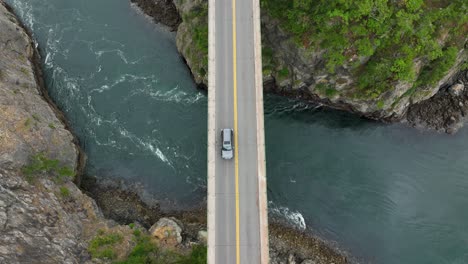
[0,2,122,263]
[135,0,468,133]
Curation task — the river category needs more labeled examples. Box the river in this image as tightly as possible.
[6,0,468,263]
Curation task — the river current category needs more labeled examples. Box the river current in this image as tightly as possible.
[7,0,468,263]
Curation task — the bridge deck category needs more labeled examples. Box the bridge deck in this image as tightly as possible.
[207,0,268,263]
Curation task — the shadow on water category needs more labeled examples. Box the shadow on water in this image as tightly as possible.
[264,94,383,132]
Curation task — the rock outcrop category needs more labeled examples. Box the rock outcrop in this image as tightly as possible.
[130,0,181,31]
[135,0,468,133]
[406,70,468,133]
[174,0,208,86]
[0,2,129,263]
[0,1,77,173]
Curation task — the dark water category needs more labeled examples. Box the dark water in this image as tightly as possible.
[7,0,468,263]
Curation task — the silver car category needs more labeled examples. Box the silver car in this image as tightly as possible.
[221,128,234,160]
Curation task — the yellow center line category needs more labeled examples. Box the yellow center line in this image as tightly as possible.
[232,0,240,262]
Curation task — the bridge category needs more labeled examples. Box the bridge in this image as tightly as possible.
[206,0,269,263]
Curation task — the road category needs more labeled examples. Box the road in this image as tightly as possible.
[207,0,268,263]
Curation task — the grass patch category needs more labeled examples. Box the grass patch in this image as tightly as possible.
[22,153,75,183]
[377,100,385,109]
[24,118,32,130]
[48,123,56,129]
[19,67,29,76]
[277,67,289,78]
[88,232,123,260]
[183,3,208,78]
[89,227,208,264]
[176,245,207,264]
[116,233,156,264]
[325,87,338,97]
[461,62,468,71]
[59,186,70,198]
[315,82,339,97]
[32,114,40,122]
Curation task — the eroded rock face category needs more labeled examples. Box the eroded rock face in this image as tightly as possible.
[0,170,102,264]
[0,2,77,172]
[0,3,118,263]
[174,0,208,86]
[130,0,181,31]
[406,71,468,133]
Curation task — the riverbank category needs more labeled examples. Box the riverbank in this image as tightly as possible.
[81,174,350,264]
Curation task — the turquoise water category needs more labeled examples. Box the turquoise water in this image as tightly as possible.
[7,0,468,263]
[7,0,207,207]
[265,96,468,263]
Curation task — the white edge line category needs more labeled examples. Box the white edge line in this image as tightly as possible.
[252,0,270,263]
[207,0,216,262]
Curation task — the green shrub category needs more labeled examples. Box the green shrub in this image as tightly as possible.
[325,88,338,97]
[277,67,290,79]
[59,186,70,198]
[88,232,123,260]
[22,153,76,183]
[110,230,207,264]
[32,114,40,122]
[416,46,459,86]
[461,62,468,71]
[184,3,208,77]
[377,100,385,109]
[261,0,467,98]
[118,235,156,264]
[24,118,32,129]
[176,245,207,264]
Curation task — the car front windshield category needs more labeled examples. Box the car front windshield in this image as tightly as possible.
[223,141,232,150]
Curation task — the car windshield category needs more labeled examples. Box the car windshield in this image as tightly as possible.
[223,141,232,150]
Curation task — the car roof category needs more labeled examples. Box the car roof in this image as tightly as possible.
[222,129,232,141]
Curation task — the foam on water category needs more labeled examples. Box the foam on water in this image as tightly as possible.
[116,126,173,168]
[269,201,307,230]
[131,85,205,104]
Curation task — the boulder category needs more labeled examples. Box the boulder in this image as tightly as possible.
[448,83,465,96]
[149,217,183,247]
[197,230,208,245]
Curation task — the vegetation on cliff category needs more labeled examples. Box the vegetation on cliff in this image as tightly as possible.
[260,0,467,99]
[22,153,75,184]
[176,0,208,85]
[88,226,207,263]
[174,0,466,123]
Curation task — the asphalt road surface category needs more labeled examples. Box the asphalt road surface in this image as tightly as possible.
[212,0,263,263]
